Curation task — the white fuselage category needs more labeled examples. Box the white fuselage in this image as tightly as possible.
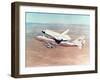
[36,29,85,49]
[36,36,77,47]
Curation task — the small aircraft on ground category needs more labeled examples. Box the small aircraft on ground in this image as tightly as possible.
[36,29,85,49]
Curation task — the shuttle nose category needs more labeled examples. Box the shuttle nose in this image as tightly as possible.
[42,30,45,34]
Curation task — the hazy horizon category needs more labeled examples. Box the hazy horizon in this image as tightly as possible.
[25,12,90,25]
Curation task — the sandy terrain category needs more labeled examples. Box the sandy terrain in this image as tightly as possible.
[25,38,89,67]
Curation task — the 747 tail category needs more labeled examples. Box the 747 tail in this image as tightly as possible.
[73,36,86,49]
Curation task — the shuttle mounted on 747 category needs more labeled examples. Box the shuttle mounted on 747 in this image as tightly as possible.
[36,29,85,49]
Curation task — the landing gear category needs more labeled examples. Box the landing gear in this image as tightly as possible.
[45,43,56,48]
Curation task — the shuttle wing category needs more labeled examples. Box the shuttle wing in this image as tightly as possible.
[42,29,71,40]
[59,29,71,40]
[59,35,71,41]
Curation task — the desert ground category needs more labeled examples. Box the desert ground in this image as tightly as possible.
[25,37,89,67]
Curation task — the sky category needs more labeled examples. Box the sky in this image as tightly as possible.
[25,12,90,25]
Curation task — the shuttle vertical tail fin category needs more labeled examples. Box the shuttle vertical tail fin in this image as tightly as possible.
[60,29,69,35]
